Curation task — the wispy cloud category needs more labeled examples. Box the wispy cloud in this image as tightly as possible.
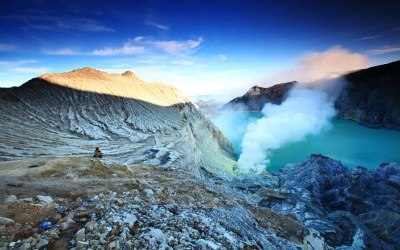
[43,35,203,57]
[91,43,145,56]
[218,54,227,61]
[44,43,145,56]
[367,46,400,55]
[152,38,203,54]
[0,43,15,51]
[132,36,203,55]
[145,20,169,31]
[0,60,49,74]
[43,48,83,55]
[356,35,381,41]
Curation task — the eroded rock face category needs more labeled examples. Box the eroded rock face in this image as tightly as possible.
[336,60,400,129]
[0,68,236,177]
[267,155,400,249]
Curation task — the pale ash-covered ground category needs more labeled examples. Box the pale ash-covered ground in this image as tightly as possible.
[0,68,236,178]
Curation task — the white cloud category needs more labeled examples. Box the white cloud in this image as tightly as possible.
[356,35,381,41]
[43,48,83,55]
[133,36,144,42]
[367,46,400,55]
[134,37,203,55]
[0,60,38,67]
[145,20,169,31]
[43,43,146,56]
[154,38,203,54]
[267,46,369,83]
[91,43,145,56]
[43,36,203,57]
[218,54,227,61]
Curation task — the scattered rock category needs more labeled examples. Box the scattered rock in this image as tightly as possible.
[35,238,49,249]
[36,195,54,204]
[75,228,86,242]
[148,228,166,242]
[20,197,33,202]
[19,242,31,250]
[76,240,89,249]
[5,195,17,203]
[0,217,15,226]
[109,240,120,249]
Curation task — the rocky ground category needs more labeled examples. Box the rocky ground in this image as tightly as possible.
[0,157,307,250]
[0,155,399,249]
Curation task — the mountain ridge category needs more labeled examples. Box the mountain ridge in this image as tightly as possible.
[0,68,236,178]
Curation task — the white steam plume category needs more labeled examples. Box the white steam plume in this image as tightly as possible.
[235,46,368,175]
[236,85,337,175]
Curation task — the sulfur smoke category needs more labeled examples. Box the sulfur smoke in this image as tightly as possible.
[234,46,369,175]
[236,80,341,175]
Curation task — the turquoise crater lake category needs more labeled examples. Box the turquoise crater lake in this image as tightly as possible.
[212,112,400,171]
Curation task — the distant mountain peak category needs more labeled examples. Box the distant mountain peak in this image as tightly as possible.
[224,81,296,111]
[121,71,135,77]
[245,85,265,95]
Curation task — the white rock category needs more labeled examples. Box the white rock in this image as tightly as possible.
[37,195,54,204]
[123,213,137,227]
[5,195,17,203]
[109,241,120,249]
[75,228,86,242]
[196,239,219,250]
[0,216,15,226]
[149,228,166,242]
[144,189,154,197]
[76,241,89,249]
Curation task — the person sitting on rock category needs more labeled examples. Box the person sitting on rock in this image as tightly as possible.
[93,147,103,158]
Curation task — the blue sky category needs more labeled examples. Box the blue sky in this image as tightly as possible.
[1,0,400,98]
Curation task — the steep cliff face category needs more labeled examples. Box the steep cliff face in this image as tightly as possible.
[0,68,236,177]
[335,60,400,129]
[224,81,296,111]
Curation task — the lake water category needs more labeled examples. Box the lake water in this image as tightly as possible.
[212,112,400,171]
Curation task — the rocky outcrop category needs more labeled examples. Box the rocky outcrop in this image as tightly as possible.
[224,81,296,111]
[252,155,400,249]
[336,60,400,129]
[0,68,236,178]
